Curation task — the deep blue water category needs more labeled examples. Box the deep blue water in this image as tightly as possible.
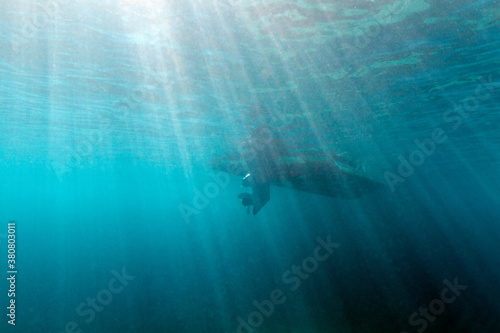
[1,1,500,332]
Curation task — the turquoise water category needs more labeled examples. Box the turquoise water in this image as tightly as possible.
[1,0,500,332]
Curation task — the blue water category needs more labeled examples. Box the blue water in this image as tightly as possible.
[1,1,500,332]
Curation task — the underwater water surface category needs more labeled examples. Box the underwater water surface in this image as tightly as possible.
[1,0,500,332]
